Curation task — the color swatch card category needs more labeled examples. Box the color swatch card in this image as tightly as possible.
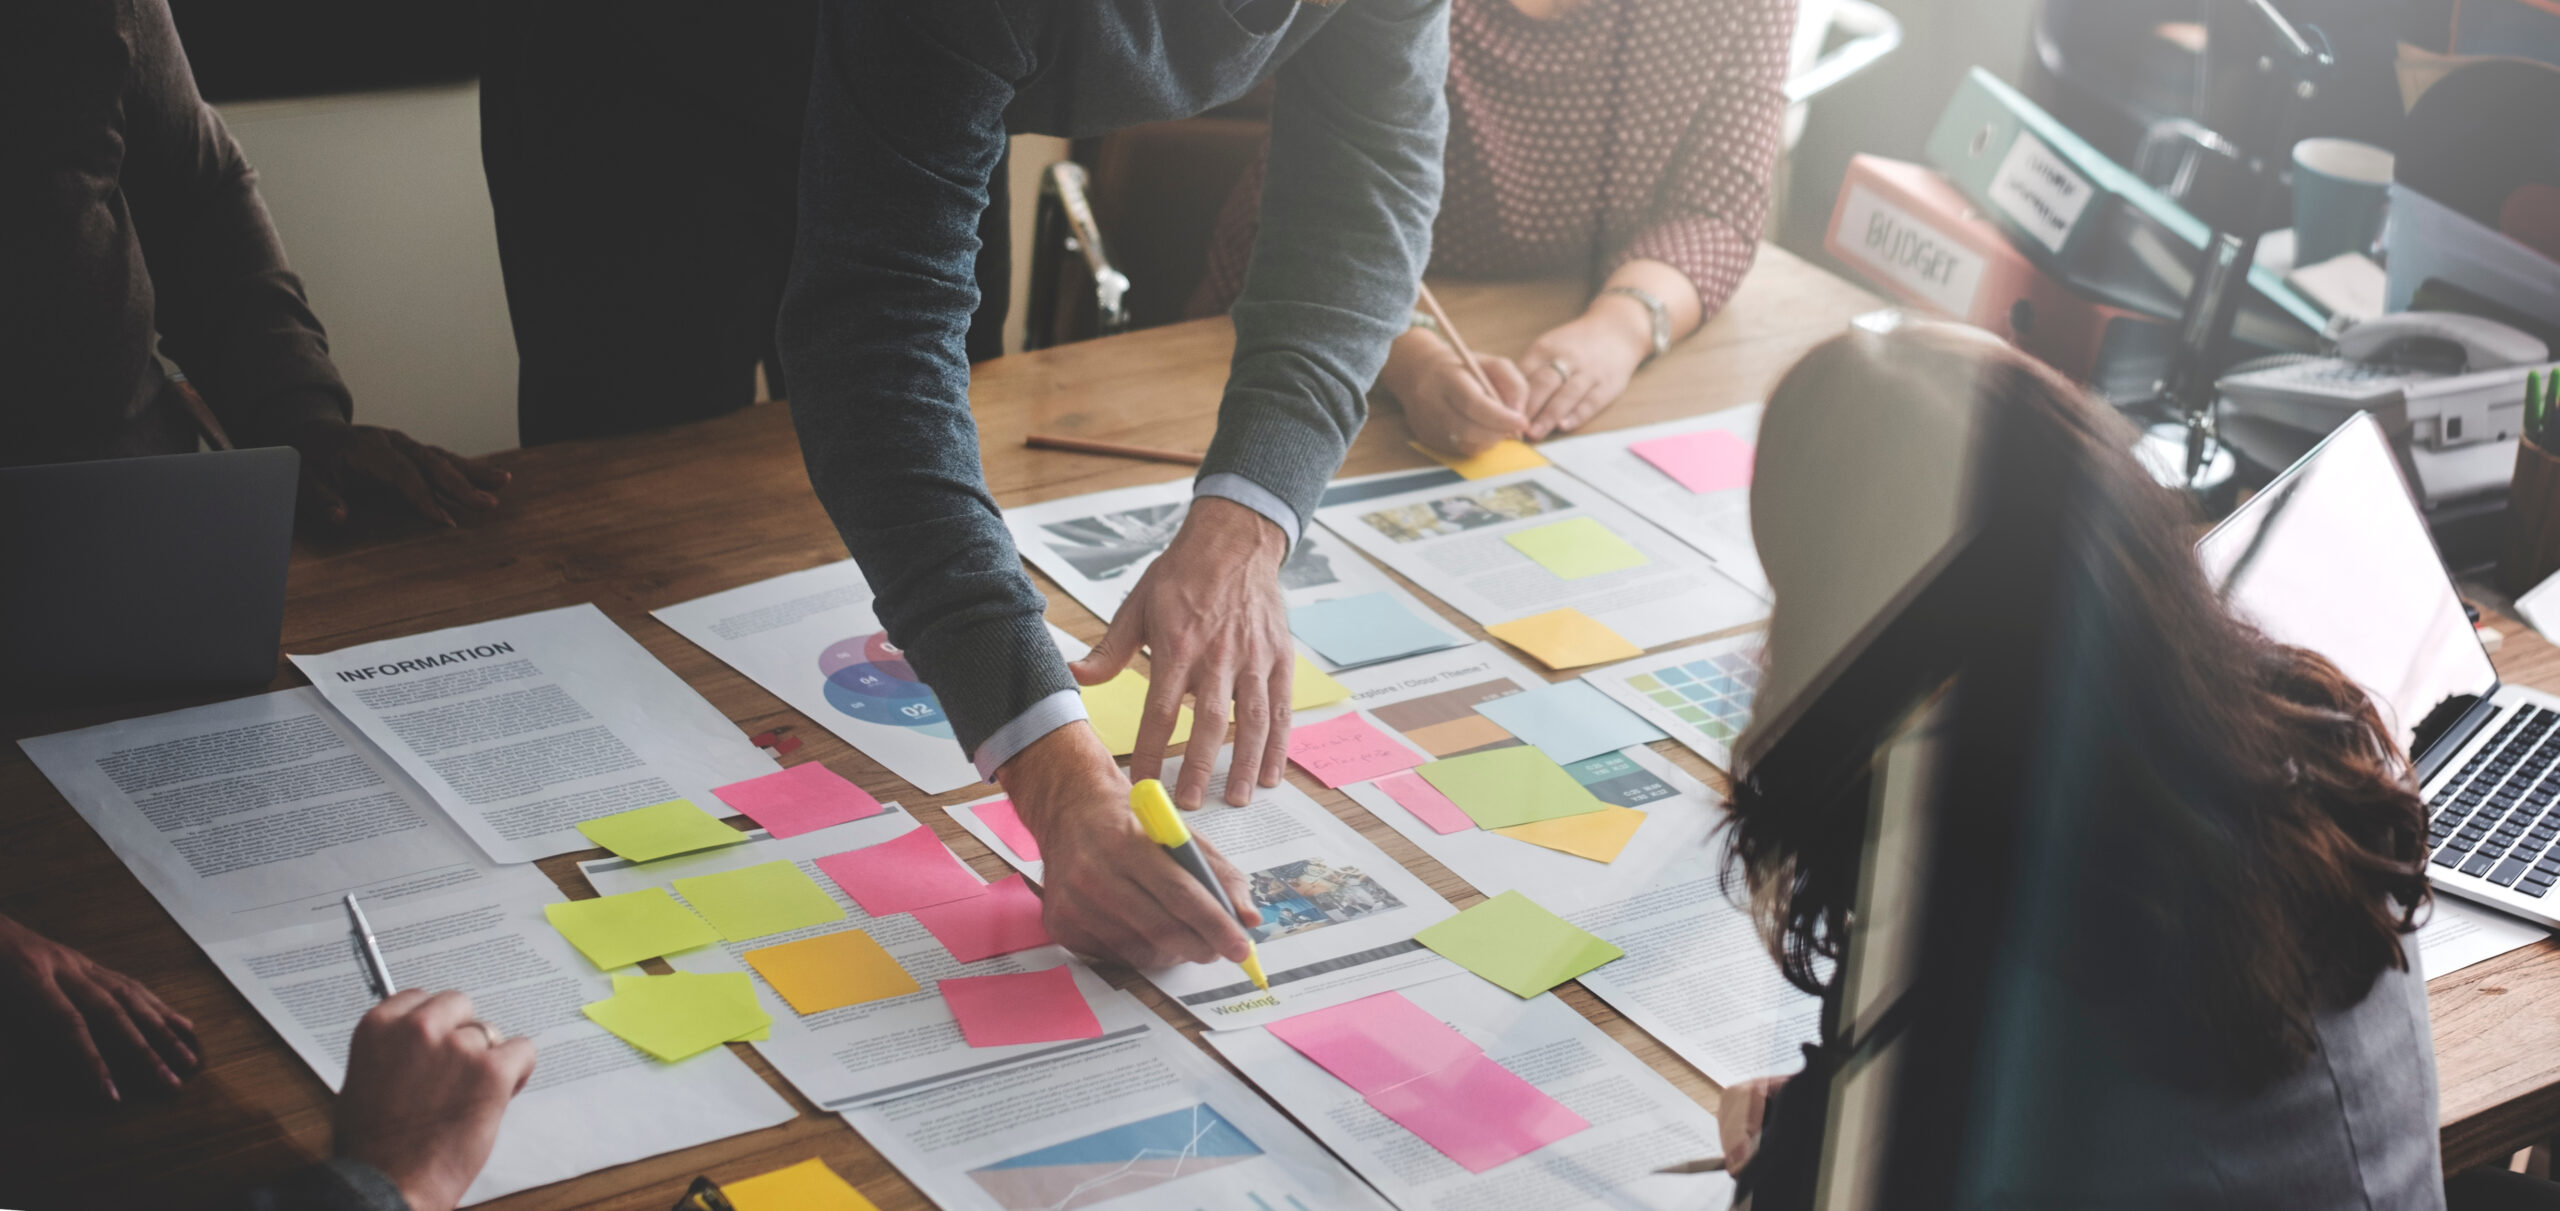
[816,826,987,916]
[1416,746,1606,829]
[1288,711,1427,788]
[1543,406,1772,599]
[712,762,884,839]
[911,874,1053,962]
[1472,679,1667,764]
[1206,975,1729,1205]
[674,860,847,942]
[940,967,1104,1047]
[1289,590,1465,669]
[577,799,749,863]
[546,888,720,970]
[743,929,920,1015]
[1582,631,1766,772]
[1629,429,1755,494]
[1486,607,1645,670]
[1415,891,1624,998]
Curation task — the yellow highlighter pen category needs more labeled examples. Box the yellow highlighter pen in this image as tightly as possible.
[1128,779,1269,991]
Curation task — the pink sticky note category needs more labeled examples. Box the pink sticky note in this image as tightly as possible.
[1288,713,1425,788]
[939,967,1103,1047]
[815,827,986,916]
[1377,772,1476,835]
[975,798,1042,862]
[912,874,1053,962]
[1629,430,1755,494]
[711,762,883,839]
[1368,1052,1590,1173]
[1267,992,1479,1096]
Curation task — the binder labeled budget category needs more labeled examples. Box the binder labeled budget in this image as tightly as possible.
[1825,154,2163,382]
[1924,68,2327,358]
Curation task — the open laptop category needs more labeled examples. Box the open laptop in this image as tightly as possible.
[2200,412,2560,926]
[1,447,298,698]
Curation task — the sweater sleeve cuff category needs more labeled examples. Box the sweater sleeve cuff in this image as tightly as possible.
[1194,473,1302,548]
[971,688,1090,781]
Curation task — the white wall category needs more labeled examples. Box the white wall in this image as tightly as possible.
[219,83,521,457]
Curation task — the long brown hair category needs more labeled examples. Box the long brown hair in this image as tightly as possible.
[1726,327,2431,1088]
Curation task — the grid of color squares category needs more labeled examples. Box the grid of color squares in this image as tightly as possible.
[1624,647,1759,744]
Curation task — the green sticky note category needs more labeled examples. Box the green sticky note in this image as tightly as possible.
[576,799,748,862]
[1414,890,1624,998]
[673,860,847,942]
[545,888,720,970]
[1503,517,1650,580]
[1415,746,1607,829]
[615,974,768,1040]
[585,971,771,1061]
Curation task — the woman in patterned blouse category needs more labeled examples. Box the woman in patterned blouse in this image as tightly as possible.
[1192,0,1794,453]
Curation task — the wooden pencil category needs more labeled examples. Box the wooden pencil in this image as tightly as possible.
[1416,282,1502,402]
[1024,432,1206,466]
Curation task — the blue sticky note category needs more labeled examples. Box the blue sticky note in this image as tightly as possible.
[1476,681,1669,765]
[1289,592,1459,668]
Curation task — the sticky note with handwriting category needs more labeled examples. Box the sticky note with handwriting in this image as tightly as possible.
[1287,712,1425,788]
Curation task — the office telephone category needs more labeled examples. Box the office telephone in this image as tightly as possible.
[2218,311,2551,507]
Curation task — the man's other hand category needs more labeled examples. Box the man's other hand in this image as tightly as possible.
[1070,496,1292,808]
[0,913,199,1104]
[289,419,510,531]
[336,990,536,1211]
[996,726,1263,968]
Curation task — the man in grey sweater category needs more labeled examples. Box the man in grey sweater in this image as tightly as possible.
[780,0,1447,969]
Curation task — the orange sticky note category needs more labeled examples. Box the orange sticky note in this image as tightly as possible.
[743,929,920,1014]
[1491,805,1648,862]
[1486,608,1644,670]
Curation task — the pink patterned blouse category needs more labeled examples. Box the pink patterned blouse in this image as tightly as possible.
[1190,0,1794,319]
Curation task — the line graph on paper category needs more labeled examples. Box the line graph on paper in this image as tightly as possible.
[966,1103,1299,1210]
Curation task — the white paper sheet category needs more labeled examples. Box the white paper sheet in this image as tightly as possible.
[292,604,778,863]
[652,561,984,794]
[1582,633,1768,773]
[1005,477,1467,670]
[1312,467,1768,648]
[842,1011,1391,1211]
[2418,894,2551,978]
[1541,406,1771,599]
[1570,859,1824,1087]
[21,691,797,1206]
[967,749,1464,1029]
[1205,975,1733,1210]
[577,811,1159,1109]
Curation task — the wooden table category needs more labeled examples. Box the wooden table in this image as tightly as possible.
[0,243,2546,1207]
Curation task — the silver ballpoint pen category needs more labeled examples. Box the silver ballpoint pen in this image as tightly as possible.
[343,893,398,1000]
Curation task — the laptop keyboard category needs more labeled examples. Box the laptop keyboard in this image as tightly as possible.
[2429,706,2560,896]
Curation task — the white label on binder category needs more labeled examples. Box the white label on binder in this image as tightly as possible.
[1838,183,1988,318]
[1989,133,2092,253]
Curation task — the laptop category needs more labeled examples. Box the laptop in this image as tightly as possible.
[2199,412,2560,926]
[1,447,299,698]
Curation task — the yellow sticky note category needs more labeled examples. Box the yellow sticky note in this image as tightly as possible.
[1486,607,1645,670]
[614,974,766,1039]
[1290,654,1351,711]
[673,860,847,942]
[1492,805,1648,862]
[744,929,920,1015]
[1504,517,1650,580]
[546,889,719,970]
[584,971,770,1062]
[1080,668,1195,757]
[576,800,748,862]
[726,1159,881,1211]
[1411,438,1550,479]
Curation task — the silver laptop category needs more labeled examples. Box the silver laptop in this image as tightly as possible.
[2200,412,2560,926]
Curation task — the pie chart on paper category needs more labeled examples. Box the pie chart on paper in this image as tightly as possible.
[819,632,956,741]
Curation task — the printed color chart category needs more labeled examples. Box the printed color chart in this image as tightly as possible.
[1582,632,1765,772]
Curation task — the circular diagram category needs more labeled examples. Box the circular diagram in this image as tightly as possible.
[820,632,955,740]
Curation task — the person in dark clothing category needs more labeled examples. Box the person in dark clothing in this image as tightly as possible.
[779,0,1448,973]
[1,0,508,529]
[476,1,1011,447]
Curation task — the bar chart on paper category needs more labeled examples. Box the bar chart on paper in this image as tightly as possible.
[1584,632,1766,772]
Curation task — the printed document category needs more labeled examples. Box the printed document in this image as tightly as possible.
[579,811,1159,1109]
[843,1011,1391,1211]
[1313,467,1767,648]
[653,561,984,794]
[2417,895,2549,978]
[1206,975,1732,1210]
[1570,858,1823,1085]
[1541,406,1771,598]
[1005,477,1466,670]
[22,691,796,1206]
[293,604,778,862]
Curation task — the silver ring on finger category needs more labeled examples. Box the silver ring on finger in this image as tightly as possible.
[1546,359,1576,381]
[457,1020,505,1046]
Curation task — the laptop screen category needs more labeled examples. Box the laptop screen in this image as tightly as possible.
[2195,414,2497,765]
